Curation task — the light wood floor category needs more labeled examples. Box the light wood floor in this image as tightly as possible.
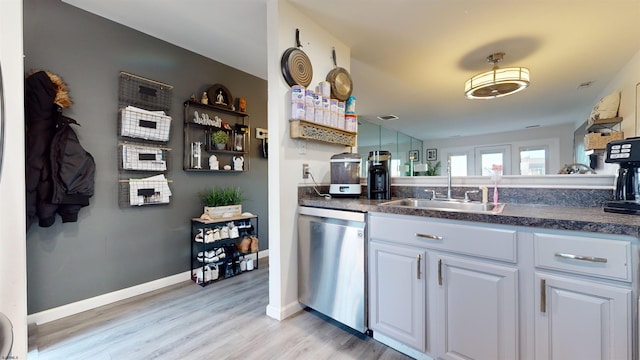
[28,260,411,360]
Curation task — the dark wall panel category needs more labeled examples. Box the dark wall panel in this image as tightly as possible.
[24,0,268,313]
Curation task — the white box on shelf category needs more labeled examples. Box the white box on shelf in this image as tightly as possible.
[128,174,172,206]
[122,144,166,171]
[120,106,171,142]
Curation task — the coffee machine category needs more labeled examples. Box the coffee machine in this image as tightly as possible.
[367,150,391,200]
[604,137,640,214]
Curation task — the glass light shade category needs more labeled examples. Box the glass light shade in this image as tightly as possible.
[465,67,530,99]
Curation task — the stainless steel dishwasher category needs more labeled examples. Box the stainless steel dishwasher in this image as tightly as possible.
[298,206,367,333]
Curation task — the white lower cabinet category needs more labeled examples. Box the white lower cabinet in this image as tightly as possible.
[432,254,519,360]
[369,239,426,352]
[534,273,632,360]
[368,212,637,360]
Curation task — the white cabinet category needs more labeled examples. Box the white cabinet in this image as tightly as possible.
[368,212,519,358]
[369,239,426,352]
[534,273,632,360]
[532,231,634,360]
[368,212,638,360]
[432,254,518,360]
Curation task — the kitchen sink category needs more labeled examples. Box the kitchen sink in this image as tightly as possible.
[380,198,505,214]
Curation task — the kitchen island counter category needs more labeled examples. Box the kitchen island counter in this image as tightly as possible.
[299,197,640,237]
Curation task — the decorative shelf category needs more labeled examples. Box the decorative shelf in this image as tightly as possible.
[184,168,245,173]
[184,100,249,118]
[289,119,356,146]
[184,100,249,172]
[586,117,622,132]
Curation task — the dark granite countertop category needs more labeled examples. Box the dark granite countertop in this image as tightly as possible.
[299,197,640,238]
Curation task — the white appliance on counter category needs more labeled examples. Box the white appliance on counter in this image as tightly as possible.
[297,206,368,333]
[329,152,361,196]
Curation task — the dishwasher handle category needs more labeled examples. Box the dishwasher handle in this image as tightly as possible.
[298,206,365,222]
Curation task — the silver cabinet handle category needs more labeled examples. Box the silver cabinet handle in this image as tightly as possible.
[415,233,443,240]
[540,279,546,313]
[416,254,421,279]
[438,258,443,285]
[554,252,608,263]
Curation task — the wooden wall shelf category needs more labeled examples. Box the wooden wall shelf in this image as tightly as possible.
[586,117,622,132]
[289,119,356,147]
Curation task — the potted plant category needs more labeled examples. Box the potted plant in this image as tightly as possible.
[425,160,441,176]
[211,130,229,150]
[199,186,245,218]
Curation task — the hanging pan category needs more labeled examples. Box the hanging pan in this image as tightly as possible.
[281,29,313,87]
[326,47,353,101]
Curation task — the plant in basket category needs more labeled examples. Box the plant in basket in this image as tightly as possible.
[199,186,245,219]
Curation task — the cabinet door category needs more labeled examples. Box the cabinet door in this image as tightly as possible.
[534,273,631,360]
[432,254,519,360]
[369,240,426,352]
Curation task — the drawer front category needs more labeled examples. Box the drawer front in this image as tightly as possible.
[534,232,632,281]
[369,213,517,263]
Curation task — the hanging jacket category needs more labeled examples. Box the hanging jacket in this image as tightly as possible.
[46,113,95,225]
[25,70,95,228]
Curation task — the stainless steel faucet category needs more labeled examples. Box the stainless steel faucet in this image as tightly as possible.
[447,157,452,199]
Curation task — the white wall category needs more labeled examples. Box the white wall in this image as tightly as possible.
[0,0,27,357]
[601,48,640,137]
[590,48,640,174]
[266,0,351,320]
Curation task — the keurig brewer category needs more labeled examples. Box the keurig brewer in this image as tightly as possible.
[367,150,391,200]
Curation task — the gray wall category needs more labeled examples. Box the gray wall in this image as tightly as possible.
[24,0,268,313]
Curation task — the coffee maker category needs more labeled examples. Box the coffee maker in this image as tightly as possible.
[604,137,640,214]
[367,150,391,200]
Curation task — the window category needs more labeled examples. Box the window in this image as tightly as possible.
[449,154,468,176]
[480,152,503,175]
[520,147,547,175]
[476,145,511,175]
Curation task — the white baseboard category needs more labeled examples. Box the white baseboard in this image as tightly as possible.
[265,300,304,321]
[29,249,270,325]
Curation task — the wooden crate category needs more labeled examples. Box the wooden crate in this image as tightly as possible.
[584,131,623,150]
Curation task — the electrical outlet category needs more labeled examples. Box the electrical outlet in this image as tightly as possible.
[302,164,309,179]
[256,127,268,139]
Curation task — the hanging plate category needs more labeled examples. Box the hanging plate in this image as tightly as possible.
[326,47,353,101]
[281,29,313,87]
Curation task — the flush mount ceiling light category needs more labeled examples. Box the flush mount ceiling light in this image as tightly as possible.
[464,52,530,99]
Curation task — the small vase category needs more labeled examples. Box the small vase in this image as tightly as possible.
[215,143,225,150]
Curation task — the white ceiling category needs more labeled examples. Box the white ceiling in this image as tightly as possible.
[64,0,640,140]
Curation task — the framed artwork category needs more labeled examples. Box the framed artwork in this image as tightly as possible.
[409,150,419,162]
[426,148,437,161]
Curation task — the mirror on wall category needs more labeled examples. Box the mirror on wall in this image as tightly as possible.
[357,119,424,177]
[358,118,577,177]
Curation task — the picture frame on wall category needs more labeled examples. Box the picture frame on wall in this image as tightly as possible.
[409,150,419,162]
[426,148,437,161]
